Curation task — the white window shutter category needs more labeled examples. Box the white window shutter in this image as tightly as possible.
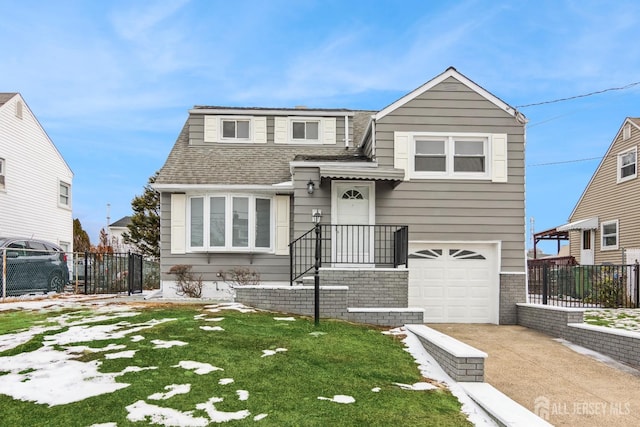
[171,194,186,254]
[204,116,218,142]
[491,134,508,183]
[274,117,287,144]
[274,195,290,255]
[394,132,409,181]
[254,117,267,143]
[322,118,336,145]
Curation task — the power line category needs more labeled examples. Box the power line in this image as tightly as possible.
[528,156,603,167]
[516,81,640,108]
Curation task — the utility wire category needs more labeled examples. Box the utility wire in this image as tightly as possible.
[528,156,602,167]
[516,81,640,108]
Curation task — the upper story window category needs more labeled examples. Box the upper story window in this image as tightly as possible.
[411,134,489,179]
[59,181,71,207]
[617,147,636,183]
[601,219,619,251]
[203,116,266,144]
[292,120,319,142]
[222,119,250,140]
[188,194,272,252]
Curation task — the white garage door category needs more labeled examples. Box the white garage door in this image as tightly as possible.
[408,242,499,323]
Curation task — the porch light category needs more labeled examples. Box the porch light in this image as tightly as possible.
[312,209,322,224]
[307,179,315,194]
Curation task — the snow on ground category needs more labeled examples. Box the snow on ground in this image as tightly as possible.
[173,360,223,375]
[584,308,640,331]
[274,317,296,321]
[0,298,499,425]
[204,303,255,313]
[318,395,355,404]
[261,348,287,357]
[200,325,224,331]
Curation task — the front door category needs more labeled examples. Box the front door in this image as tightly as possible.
[332,182,374,264]
[581,229,595,265]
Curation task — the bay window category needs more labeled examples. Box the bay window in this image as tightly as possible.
[189,194,272,251]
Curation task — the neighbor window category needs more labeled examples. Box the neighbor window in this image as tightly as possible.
[59,181,71,207]
[617,147,637,183]
[412,134,489,178]
[0,157,5,188]
[291,120,319,141]
[601,220,619,250]
[221,119,250,140]
[188,194,272,251]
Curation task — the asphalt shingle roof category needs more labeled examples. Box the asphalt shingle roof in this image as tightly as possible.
[0,93,17,107]
[156,110,375,185]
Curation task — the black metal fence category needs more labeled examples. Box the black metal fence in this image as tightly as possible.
[72,252,158,295]
[528,263,640,308]
[289,224,409,285]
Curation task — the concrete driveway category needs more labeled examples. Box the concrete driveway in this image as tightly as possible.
[428,324,640,427]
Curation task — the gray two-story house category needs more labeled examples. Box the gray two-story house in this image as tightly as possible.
[154,67,527,324]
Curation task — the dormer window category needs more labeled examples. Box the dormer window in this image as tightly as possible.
[222,119,250,140]
[292,120,319,141]
[617,147,636,183]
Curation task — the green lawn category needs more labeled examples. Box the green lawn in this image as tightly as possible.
[0,302,472,426]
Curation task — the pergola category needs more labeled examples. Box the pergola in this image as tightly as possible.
[533,227,569,259]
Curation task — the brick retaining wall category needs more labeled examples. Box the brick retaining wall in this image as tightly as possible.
[320,268,408,308]
[517,303,640,368]
[499,273,527,325]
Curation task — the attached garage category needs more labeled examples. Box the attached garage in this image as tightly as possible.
[408,242,500,324]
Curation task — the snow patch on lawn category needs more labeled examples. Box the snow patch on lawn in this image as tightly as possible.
[172,360,223,375]
[318,395,355,404]
[219,378,234,385]
[274,317,296,321]
[148,384,191,400]
[205,303,255,313]
[105,350,137,359]
[126,400,209,426]
[261,348,287,357]
[394,382,437,391]
[196,397,251,423]
[236,390,249,401]
[152,339,188,349]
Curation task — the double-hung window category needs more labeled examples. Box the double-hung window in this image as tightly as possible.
[0,157,5,188]
[189,194,272,251]
[291,120,319,142]
[221,119,250,140]
[59,181,71,207]
[412,134,489,179]
[601,220,619,250]
[617,147,636,183]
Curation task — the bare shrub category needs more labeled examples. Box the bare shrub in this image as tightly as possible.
[218,267,260,287]
[169,264,203,298]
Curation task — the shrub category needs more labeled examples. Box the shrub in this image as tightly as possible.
[217,267,260,287]
[169,264,203,298]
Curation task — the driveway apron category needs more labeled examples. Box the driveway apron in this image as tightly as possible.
[428,324,640,427]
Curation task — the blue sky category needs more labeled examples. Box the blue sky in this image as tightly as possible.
[1,0,639,250]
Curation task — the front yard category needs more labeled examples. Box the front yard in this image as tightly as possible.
[584,308,640,331]
[0,298,475,426]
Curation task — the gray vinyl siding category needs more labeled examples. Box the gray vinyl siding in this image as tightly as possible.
[188,115,348,147]
[291,167,332,238]
[374,76,526,272]
[158,192,290,283]
[569,122,640,264]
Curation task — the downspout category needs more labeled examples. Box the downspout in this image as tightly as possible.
[371,117,376,159]
[344,115,349,148]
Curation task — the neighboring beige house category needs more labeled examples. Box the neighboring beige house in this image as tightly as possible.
[558,118,640,265]
[0,93,73,250]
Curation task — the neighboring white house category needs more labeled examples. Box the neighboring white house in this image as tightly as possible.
[0,93,74,251]
[109,216,135,253]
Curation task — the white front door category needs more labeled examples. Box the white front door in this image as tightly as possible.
[580,229,595,265]
[332,182,374,264]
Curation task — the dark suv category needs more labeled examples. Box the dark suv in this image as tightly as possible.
[0,237,69,296]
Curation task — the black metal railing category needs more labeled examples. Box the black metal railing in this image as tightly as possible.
[528,263,640,308]
[80,252,145,295]
[289,224,409,285]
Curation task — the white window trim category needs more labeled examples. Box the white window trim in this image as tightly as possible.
[409,132,491,180]
[601,219,619,251]
[0,157,5,189]
[617,146,637,183]
[187,193,274,253]
[219,116,252,142]
[58,180,71,209]
[288,117,323,144]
